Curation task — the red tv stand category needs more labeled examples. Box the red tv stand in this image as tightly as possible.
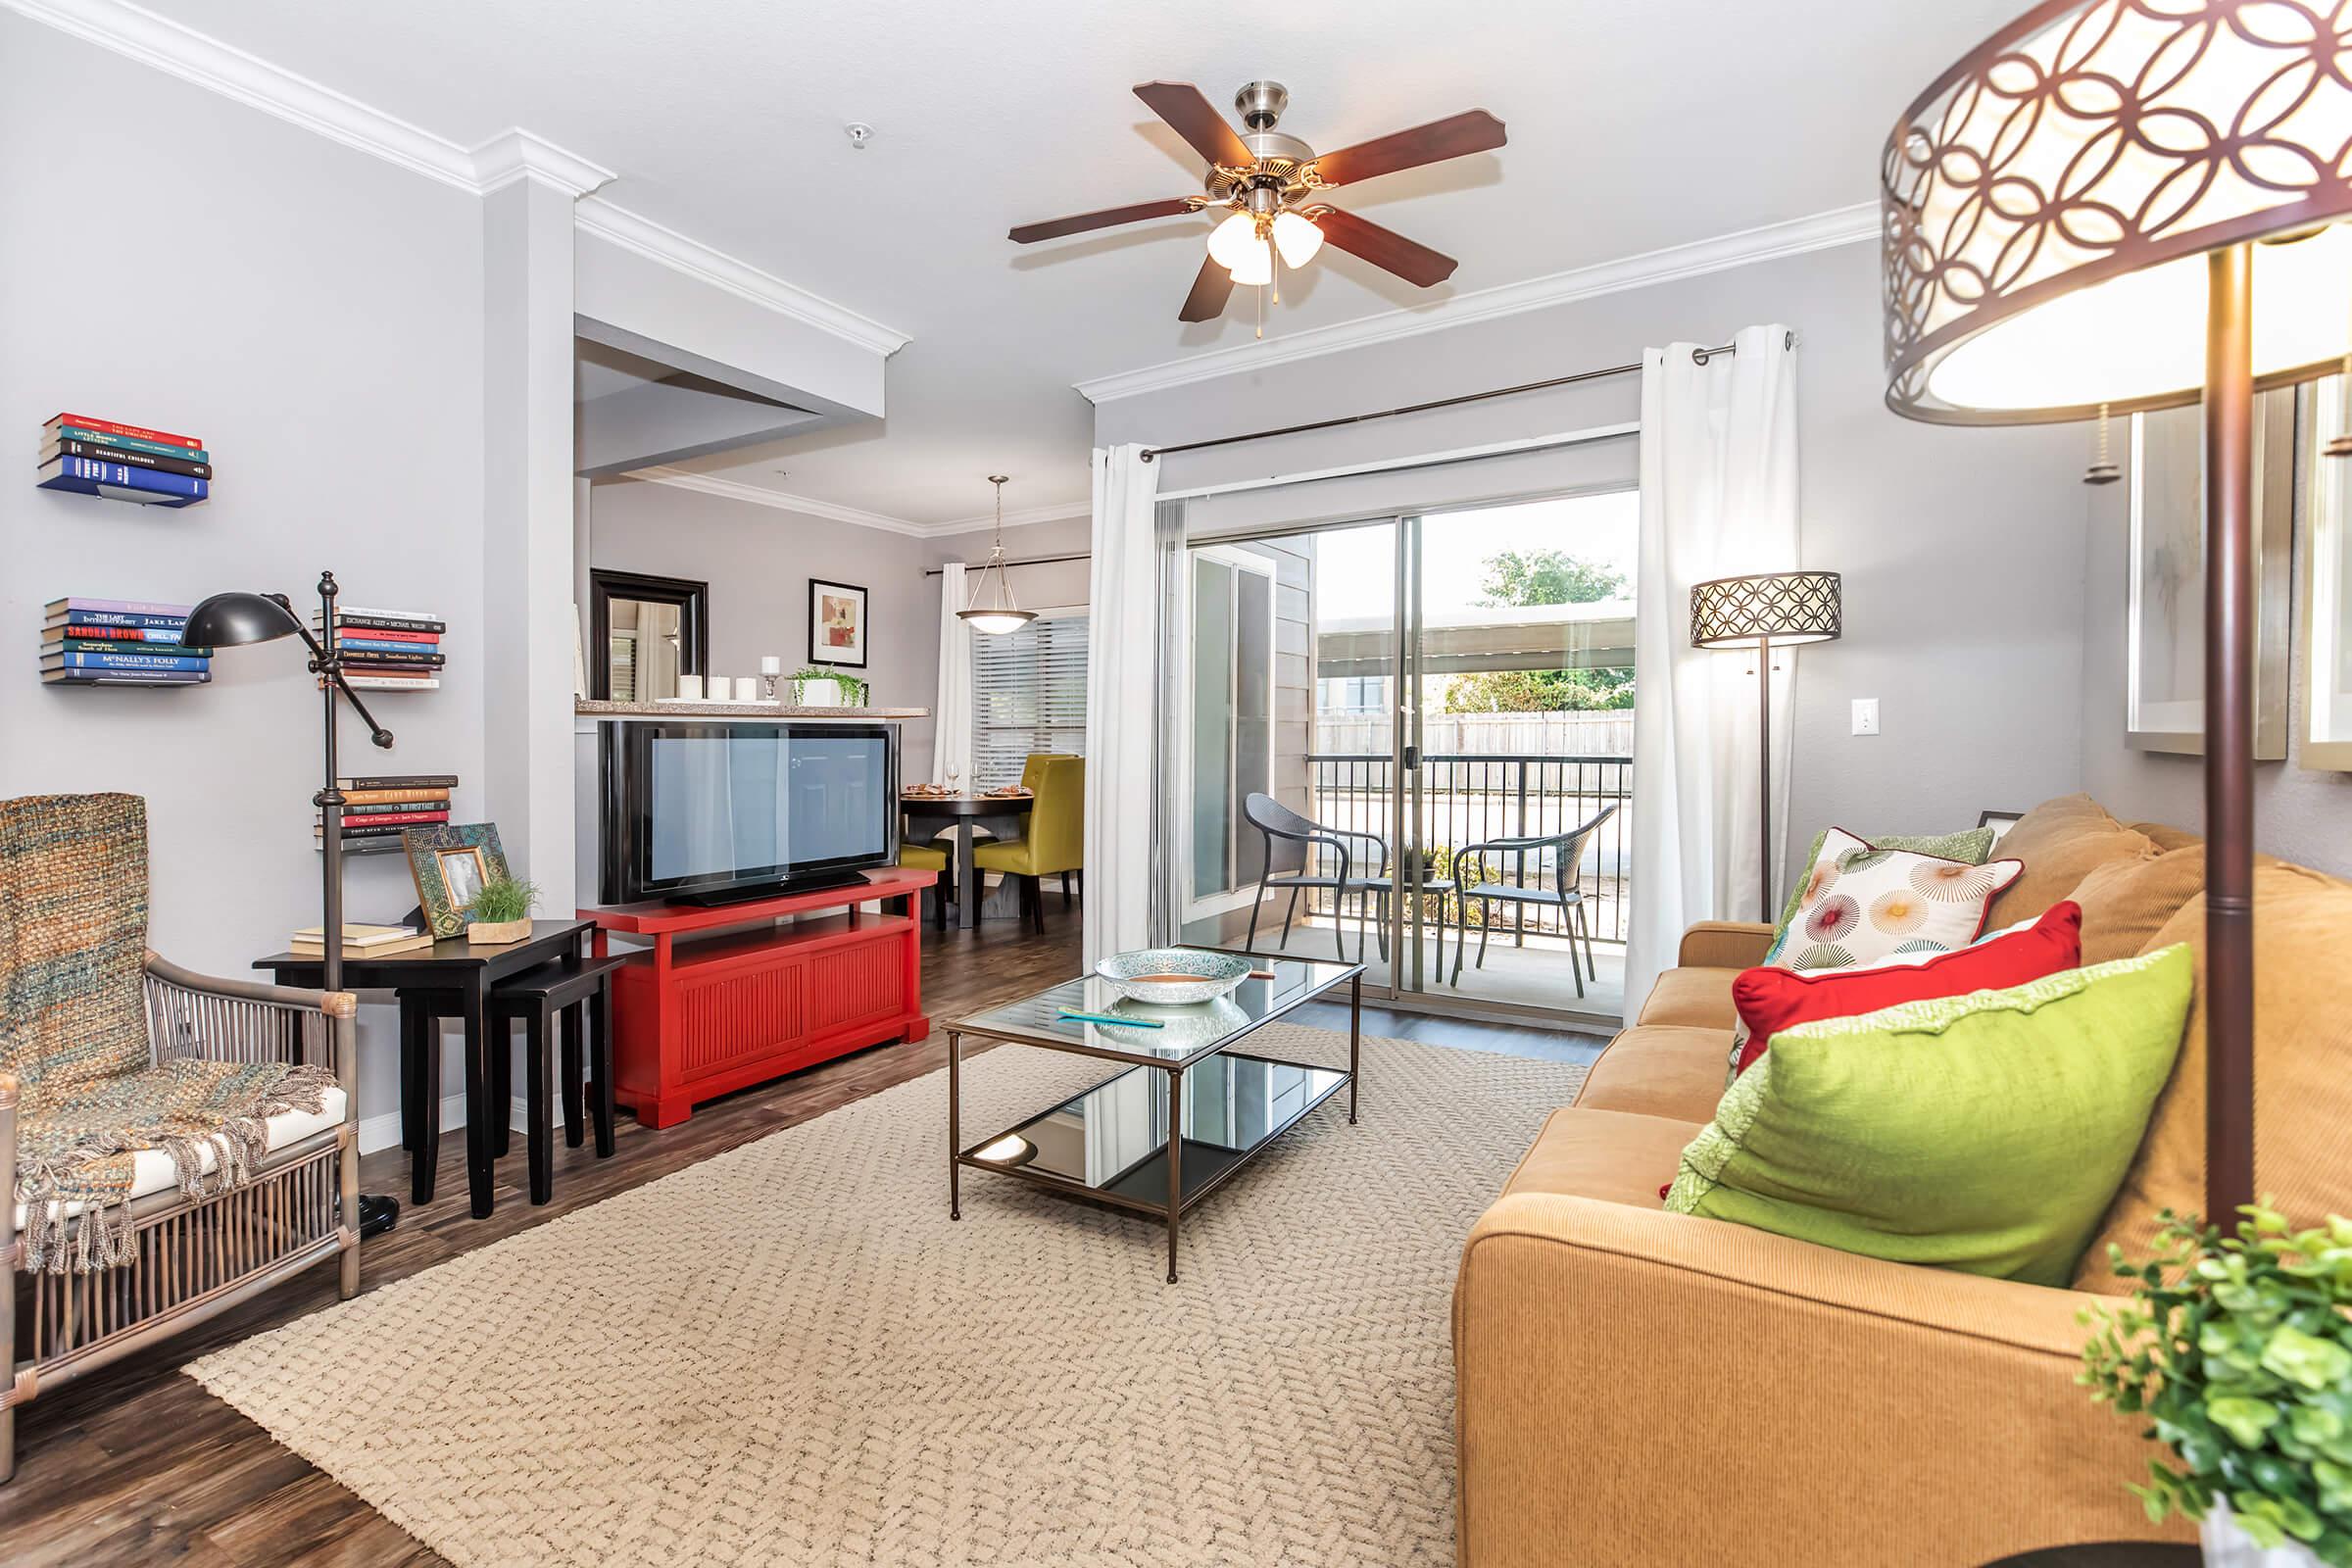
[581,866,935,1129]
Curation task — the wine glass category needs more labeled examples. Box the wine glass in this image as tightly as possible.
[946,762,961,797]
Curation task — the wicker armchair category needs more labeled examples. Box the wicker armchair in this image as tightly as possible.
[2,953,358,1482]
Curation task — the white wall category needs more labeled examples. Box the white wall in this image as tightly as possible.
[587,479,942,777]
[1092,240,2094,893]
[0,15,487,1147]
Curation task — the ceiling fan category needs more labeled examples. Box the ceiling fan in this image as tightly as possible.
[1008,81,1504,324]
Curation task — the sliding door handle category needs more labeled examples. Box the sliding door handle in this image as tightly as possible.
[1402,745,1421,770]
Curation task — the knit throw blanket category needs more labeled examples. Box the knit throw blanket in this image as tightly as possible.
[4,794,334,1273]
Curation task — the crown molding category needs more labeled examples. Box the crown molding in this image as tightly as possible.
[626,466,937,536]
[472,127,613,197]
[1073,202,1882,405]
[7,0,907,363]
[4,0,483,188]
[575,199,911,358]
[929,500,1092,536]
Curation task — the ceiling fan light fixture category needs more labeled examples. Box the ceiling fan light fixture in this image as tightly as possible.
[1271,210,1323,268]
[1224,235,1273,286]
[1206,212,1262,272]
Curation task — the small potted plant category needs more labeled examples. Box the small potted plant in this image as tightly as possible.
[466,874,539,946]
[2082,1205,2352,1566]
[789,667,869,709]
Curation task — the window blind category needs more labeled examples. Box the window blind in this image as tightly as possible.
[971,612,1090,788]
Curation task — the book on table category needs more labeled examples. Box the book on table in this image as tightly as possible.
[291,923,427,949]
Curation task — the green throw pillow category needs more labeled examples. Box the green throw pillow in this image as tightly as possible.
[1776,824,1998,932]
[1664,944,2193,1287]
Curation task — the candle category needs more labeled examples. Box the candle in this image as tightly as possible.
[760,655,782,675]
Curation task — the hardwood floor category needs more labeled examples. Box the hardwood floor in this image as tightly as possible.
[0,897,1608,1566]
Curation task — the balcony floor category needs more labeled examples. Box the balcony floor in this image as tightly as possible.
[1235,911,1627,1024]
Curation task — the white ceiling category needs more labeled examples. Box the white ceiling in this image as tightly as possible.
[127,0,2030,527]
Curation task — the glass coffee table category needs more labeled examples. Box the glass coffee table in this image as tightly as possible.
[947,952,1364,1282]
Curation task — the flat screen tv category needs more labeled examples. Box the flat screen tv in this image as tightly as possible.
[599,720,900,906]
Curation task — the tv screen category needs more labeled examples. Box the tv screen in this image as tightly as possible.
[600,721,899,904]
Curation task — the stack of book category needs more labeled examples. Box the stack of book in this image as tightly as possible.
[318,772,455,854]
[290,922,432,959]
[40,597,212,687]
[317,605,445,691]
[36,413,211,508]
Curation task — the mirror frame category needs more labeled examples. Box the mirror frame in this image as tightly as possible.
[589,568,710,702]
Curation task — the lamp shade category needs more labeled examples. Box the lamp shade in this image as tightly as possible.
[1884,0,2352,424]
[183,591,303,648]
[1690,571,1842,650]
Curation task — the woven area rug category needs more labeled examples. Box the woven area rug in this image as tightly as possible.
[189,1024,1588,1568]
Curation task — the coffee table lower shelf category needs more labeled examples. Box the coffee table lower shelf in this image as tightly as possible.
[954,1052,1351,1282]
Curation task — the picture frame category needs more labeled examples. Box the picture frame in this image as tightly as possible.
[2124,387,2294,759]
[1975,808,2024,847]
[403,822,510,938]
[2302,376,2352,770]
[808,578,869,669]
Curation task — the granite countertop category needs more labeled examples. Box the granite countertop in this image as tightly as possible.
[574,700,931,719]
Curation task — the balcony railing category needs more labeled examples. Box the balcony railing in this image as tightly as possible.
[1302,753,1633,943]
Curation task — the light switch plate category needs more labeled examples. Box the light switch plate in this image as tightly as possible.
[1852,698,1880,736]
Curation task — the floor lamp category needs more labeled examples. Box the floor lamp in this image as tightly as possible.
[184,571,402,1238]
[1882,0,2352,1222]
[1690,570,1843,918]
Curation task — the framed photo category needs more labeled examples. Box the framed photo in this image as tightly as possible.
[404,822,510,938]
[1975,808,2024,847]
[2125,388,2294,759]
[808,578,868,669]
[2303,376,2352,770]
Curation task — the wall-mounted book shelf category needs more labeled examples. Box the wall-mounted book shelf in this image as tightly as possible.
[315,773,458,856]
[41,597,212,688]
[36,414,211,508]
[315,605,445,692]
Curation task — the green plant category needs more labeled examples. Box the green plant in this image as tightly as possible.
[467,875,539,925]
[790,666,869,706]
[2082,1204,2352,1560]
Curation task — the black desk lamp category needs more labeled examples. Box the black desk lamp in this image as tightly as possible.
[185,569,400,1237]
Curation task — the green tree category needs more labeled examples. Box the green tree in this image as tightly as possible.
[1446,548,1635,712]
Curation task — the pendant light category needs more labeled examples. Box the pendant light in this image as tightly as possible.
[957,475,1036,636]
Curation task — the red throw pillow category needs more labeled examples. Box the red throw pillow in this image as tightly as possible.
[1730,902,2084,1077]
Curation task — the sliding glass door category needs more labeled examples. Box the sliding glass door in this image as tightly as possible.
[1171,489,1636,1023]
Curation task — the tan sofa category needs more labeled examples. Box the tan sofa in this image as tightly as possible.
[1453,794,2352,1567]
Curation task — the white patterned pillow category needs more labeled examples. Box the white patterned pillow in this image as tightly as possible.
[1769,827,2024,971]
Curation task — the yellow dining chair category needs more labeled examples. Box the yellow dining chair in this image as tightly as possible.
[899,843,952,928]
[974,755,1085,933]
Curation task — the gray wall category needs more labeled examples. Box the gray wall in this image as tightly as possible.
[0,15,487,1148]
[1094,240,2093,892]
[2080,452,2352,874]
[587,479,942,778]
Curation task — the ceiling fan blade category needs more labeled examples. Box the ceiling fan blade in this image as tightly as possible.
[1178,255,1236,322]
[1008,198,1195,245]
[1134,81,1252,170]
[1311,110,1506,187]
[1311,208,1459,288]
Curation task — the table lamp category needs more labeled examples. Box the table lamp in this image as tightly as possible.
[184,569,400,1236]
[1882,0,2352,1220]
[1690,570,1842,917]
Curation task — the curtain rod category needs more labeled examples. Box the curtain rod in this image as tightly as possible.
[1139,335,1777,464]
[922,550,1090,579]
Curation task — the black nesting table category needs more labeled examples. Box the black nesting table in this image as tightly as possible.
[255,917,596,1218]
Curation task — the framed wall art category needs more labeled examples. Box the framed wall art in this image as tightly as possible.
[2304,377,2352,770]
[2125,386,2294,760]
[404,821,510,937]
[808,578,868,669]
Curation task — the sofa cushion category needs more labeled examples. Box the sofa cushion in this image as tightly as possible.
[1575,1025,1737,1122]
[1635,966,1741,1031]
[1501,1104,1706,1208]
[1668,946,2193,1287]
[1769,828,2021,970]
[1777,823,1997,930]
[10,1085,346,1231]
[2068,844,2205,965]
[1987,794,2157,927]
[2075,863,2352,1291]
[2129,820,2204,854]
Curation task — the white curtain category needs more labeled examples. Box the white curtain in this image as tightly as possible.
[1624,323,1801,1015]
[1083,444,1162,966]
[932,564,974,788]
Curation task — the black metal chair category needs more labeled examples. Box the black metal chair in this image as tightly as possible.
[1452,804,1621,995]
[1240,793,1453,967]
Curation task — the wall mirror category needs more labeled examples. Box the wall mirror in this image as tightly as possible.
[2125,387,2294,759]
[2305,377,2352,769]
[590,569,709,702]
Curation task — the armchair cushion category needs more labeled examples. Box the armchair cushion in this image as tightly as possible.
[10,1085,345,1231]
[1668,945,2193,1287]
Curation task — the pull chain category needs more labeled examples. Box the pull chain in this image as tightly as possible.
[2083,402,2120,486]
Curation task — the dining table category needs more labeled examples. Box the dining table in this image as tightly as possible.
[902,791,1034,930]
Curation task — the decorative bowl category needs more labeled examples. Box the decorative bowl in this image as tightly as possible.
[1078,996,1251,1052]
[1093,948,1253,1004]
